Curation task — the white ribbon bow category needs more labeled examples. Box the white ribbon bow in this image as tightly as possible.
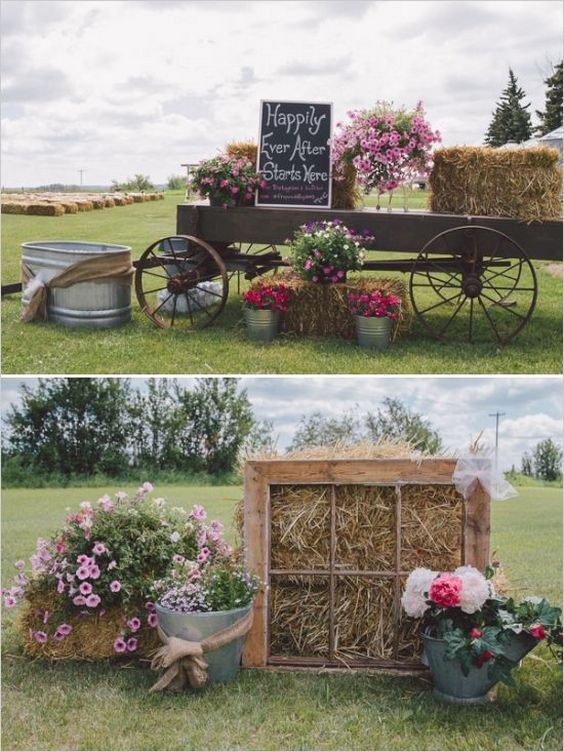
[453,453,518,501]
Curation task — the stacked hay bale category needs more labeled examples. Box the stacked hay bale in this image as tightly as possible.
[25,203,65,216]
[270,272,410,340]
[429,146,562,223]
[331,162,362,210]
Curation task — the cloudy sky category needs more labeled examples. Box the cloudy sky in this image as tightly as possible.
[1,376,562,472]
[1,0,562,187]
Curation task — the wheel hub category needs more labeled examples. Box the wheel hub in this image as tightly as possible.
[167,272,199,294]
[462,273,482,298]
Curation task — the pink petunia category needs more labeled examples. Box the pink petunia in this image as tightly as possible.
[127,617,141,633]
[92,542,106,556]
[79,582,93,595]
[110,580,121,593]
[142,482,154,494]
[76,566,90,581]
[14,560,25,570]
[3,595,16,608]
[89,565,101,580]
[147,613,158,628]
[85,594,101,608]
[58,624,72,636]
[197,547,210,563]
[73,595,86,606]
[126,638,138,652]
[144,601,156,612]
[57,579,66,594]
[77,555,91,566]
[191,504,206,521]
[34,631,48,643]
[114,638,127,653]
[55,542,65,554]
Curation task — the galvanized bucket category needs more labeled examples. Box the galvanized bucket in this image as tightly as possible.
[155,603,251,685]
[21,240,132,328]
[244,308,280,342]
[354,315,392,351]
[502,630,537,664]
[422,634,496,704]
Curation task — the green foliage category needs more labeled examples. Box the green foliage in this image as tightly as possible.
[536,61,563,135]
[111,174,155,191]
[166,174,185,190]
[532,438,562,482]
[289,409,363,450]
[365,397,443,453]
[484,68,533,146]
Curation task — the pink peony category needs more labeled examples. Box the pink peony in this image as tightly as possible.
[114,638,127,653]
[429,574,463,608]
[110,580,121,593]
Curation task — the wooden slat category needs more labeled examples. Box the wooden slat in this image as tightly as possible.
[177,204,562,261]
[242,463,269,667]
[465,475,491,570]
[328,485,336,660]
[246,458,458,485]
[267,655,426,671]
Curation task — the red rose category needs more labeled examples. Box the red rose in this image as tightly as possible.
[474,649,494,668]
[469,628,482,639]
[429,574,463,608]
[528,624,546,640]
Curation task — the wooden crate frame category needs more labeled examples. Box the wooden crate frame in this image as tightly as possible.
[242,458,490,669]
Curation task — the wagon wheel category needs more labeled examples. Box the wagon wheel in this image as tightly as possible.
[409,226,537,345]
[135,235,228,330]
[229,242,279,292]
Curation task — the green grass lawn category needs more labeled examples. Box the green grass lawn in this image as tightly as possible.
[2,484,562,751]
[2,191,561,374]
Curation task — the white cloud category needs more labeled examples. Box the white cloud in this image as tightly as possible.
[1,0,561,186]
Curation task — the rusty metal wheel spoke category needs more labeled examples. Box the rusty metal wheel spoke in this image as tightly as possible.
[135,235,228,330]
[410,225,537,345]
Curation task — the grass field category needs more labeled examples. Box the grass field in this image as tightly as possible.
[2,190,561,374]
[2,484,562,751]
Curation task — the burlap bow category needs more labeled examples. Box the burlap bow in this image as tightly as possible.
[149,609,253,692]
[21,251,134,323]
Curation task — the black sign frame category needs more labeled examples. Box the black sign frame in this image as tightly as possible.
[256,99,333,208]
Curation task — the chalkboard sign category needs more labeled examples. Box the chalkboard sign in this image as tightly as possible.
[256,100,332,207]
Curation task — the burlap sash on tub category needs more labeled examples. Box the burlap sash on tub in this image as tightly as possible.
[21,251,134,323]
[149,608,253,692]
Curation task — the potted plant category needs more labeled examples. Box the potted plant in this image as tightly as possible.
[1,486,234,661]
[190,154,265,207]
[330,101,441,210]
[152,554,259,686]
[241,281,289,342]
[348,289,401,350]
[288,219,373,283]
[401,565,562,704]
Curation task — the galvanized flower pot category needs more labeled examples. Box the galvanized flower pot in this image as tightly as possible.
[422,634,496,704]
[354,315,392,350]
[155,603,251,685]
[244,308,280,343]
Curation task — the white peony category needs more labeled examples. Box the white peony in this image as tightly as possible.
[454,565,490,614]
[401,567,436,617]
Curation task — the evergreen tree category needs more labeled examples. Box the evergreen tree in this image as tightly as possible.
[535,61,563,135]
[484,68,532,146]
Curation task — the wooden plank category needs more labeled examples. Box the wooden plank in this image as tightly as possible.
[464,476,491,571]
[267,655,425,670]
[242,462,269,667]
[177,204,562,261]
[246,458,458,485]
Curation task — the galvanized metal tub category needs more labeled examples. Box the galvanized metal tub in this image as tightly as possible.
[354,315,392,350]
[21,240,132,328]
[243,308,281,342]
[155,603,251,685]
[422,634,495,704]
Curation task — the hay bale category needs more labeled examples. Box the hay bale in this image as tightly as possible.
[76,201,94,212]
[331,162,362,210]
[125,196,135,204]
[275,272,410,340]
[25,203,65,216]
[112,196,127,206]
[91,198,106,209]
[270,575,330,657]
[335,486,396,571]
[225,141,258,167]
[271,485,331,569]
[132,194,144,203]
[20,588,159,661]
[104,198,116,208]
[61,202,79,214]
[429,146,562,223]
[2,202,28,215]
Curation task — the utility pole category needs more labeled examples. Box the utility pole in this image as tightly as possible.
[78,169,85,187]
[489,411,505,484]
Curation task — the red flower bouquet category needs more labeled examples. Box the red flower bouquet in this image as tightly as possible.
[348,289,401,318]
[241,282,289,312]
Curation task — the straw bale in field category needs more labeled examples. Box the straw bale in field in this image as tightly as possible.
[275,273,410,340]
[400,484,464,572]
[429,146,562,223]
[270,575,330,657]
[104,198,116,208]
[20,587,159,661]
[331,162,362,210]
[91,198,106,209]
[61,202,79,214]
[270,485,331,569]
[76,201,94,211]
[132,194,145,203]
[2,202,28,215]
[25,203,65,216]
[112,196,127,206]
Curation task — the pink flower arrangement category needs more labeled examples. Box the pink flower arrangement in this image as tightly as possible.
[348,289,401,319]
[429,574,463,608]
[190,154,261,208]
[241,281,289,312]
[330,100,441,198]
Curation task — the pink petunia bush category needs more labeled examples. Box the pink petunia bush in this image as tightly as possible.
[2,487,234,655]
[330,101,441,199]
